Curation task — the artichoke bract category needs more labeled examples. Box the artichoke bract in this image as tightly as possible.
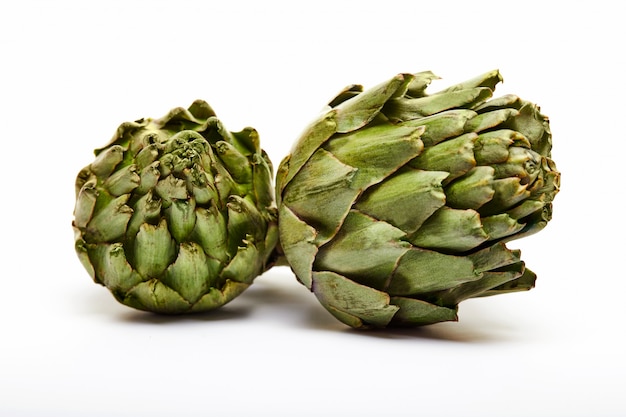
[73,100,278,314]
[276,70,560,329]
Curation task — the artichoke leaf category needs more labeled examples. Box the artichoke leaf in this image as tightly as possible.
[434,263,525,306]
[405,71,440,97]
[74,235,95,281]
[252,153,274,209]
[135,143,160,171]
[355,168,448,234]
[191,205,229,263]
[464,108,519,133]
[221,240,262,284]
[126,191,162,240]
[400,109,476,147]
[90,145,124,178]
[324,123,425,190]
[388,248,480,295]
[103,164,140,196]
[506,101,551,155]
[476,266,536,297]
[279,111,338,192]
[444,166,495,210]
[315,210,411,290]
[216,140,252,183]
[227,195,266,250]
[133,219,177,278]
[191,280,250,312]
[434,69,502,94]
[410,133,477,182]
[482,213,525,241]
[282,148,359,243]
[162,242,212,304]
[84,194,133,243]
[467,242,521,273]
[384,87,494,121]
[278,204,317,289]
[122,279,191,314]
[408,207,488,252]
[479,177,530,215]
[154,175,188,207]
[232,127,262,155]
[166,198,197,242]
[136,161,161,195]
[312,271,399,329]
[389,297,458,326]
[89,243,142,291]
[334,73,409,133]
[73,181,98,229]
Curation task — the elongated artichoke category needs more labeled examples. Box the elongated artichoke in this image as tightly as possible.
[276,70,560,328]
[73,100,278,314]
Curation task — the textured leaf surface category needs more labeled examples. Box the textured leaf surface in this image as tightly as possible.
[312,271,399,328]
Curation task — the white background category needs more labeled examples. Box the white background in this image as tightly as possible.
[1,1,624,416]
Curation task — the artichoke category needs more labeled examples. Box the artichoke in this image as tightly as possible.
[73,100,278,314]
[276,70,560,329]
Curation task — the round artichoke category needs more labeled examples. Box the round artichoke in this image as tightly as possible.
[73,100,278,314]
[276,70,560,329]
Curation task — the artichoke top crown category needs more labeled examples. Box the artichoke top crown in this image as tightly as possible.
[73,100,277,314]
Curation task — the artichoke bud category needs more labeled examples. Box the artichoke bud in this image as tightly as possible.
[73,100,278,314]
[277,70,560,328]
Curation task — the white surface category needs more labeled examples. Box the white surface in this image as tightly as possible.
[1,1,624,416]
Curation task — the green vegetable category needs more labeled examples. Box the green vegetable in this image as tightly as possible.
[276,70,560,328]
[73,100,278,313]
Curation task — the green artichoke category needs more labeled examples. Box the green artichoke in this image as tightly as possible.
[73,100,278,314]
[276,70,560,329]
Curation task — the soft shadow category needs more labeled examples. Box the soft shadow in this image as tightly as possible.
[232,270,349,331]
[337,301,523,343]
[341,322,507,343]
[116,305,252,325]
[74,268,521,341]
